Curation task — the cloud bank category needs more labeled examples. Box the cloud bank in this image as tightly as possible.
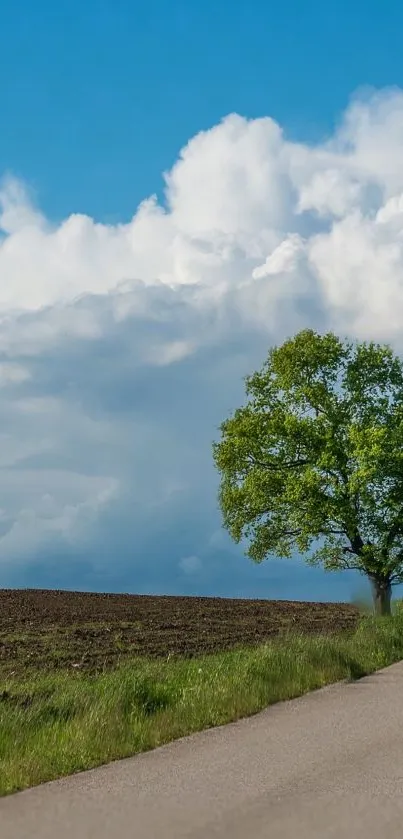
[2,87,403,600]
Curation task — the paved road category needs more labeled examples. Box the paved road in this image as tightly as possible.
[2,661,403,838]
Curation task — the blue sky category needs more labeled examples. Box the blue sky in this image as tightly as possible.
[1,0,403,602]
[2,0,403,221]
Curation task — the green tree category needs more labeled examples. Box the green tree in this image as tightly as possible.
[213,329,403,616]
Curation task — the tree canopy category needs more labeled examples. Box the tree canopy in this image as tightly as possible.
[213,329,403,615]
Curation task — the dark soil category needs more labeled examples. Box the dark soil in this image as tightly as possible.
[0,589,360,675]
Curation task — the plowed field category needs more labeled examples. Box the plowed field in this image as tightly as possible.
[0,589,360,675]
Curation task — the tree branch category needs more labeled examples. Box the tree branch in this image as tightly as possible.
[279,529,303,537]
[345,531,364,556]
[246,456,310,471]
[327,552,364,572]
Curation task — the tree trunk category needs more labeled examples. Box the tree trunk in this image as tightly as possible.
[370,577,392,616]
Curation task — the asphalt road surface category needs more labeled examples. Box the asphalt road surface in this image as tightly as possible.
[2,661,403,838]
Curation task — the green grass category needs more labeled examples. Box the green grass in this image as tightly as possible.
[2,609,403,797]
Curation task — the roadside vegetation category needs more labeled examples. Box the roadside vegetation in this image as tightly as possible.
[1,603,403,796]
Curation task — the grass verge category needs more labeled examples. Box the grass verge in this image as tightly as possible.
[2,609,403,796]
